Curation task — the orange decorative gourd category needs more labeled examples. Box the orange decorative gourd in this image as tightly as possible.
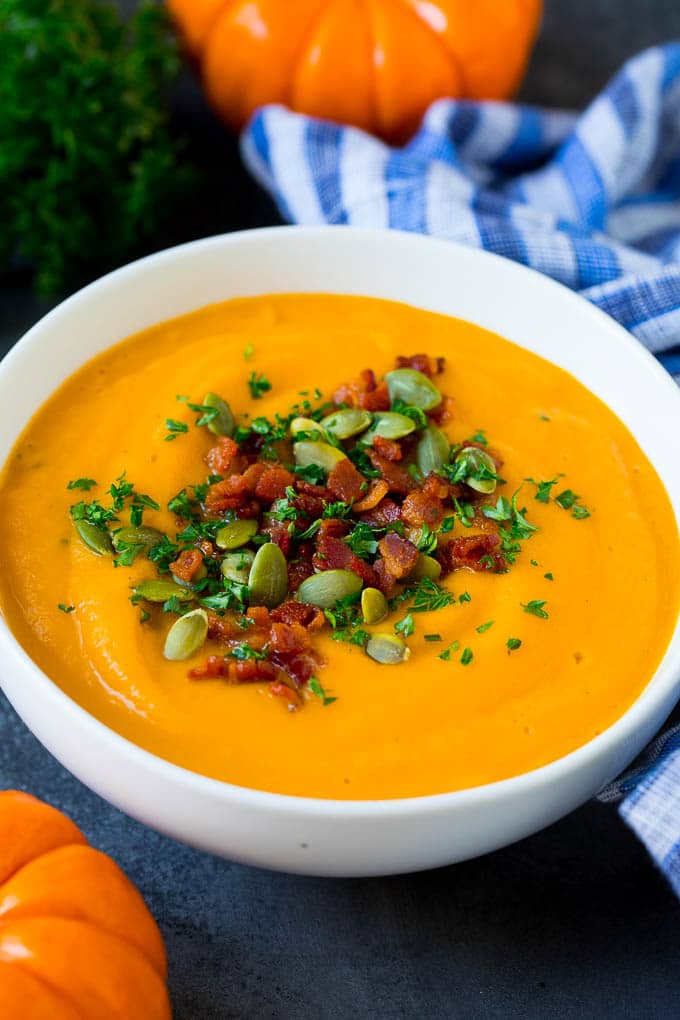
[0,791,171,1019]
[167,0,542,141]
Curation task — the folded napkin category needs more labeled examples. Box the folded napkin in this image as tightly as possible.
[241,44,680,897]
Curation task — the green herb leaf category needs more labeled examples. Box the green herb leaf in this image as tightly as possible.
[476,620,494,633]
[544,572,554,581]
[525,475,563,504]
[438,640,460,661]
[67,478,97,491]
[309,676,338,706]
[243,343,254,360]
[227,643,269,661]
[248,372,272,400]
[344,522,379,559]
[58,603,75,614]
[395,613,415,637]
[506,638,522,652]
[424,634,442,642]
[164,419,189,441]
[521,600,549,619]
[460,647,474,665]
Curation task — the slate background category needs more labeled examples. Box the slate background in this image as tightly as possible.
[1,2,680,1017]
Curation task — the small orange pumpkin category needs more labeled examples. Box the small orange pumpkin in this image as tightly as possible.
[0,791,171,1020]
[167,0,542,142]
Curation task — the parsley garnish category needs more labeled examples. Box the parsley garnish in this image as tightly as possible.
[243,343,254,360]
[464,429,488,447]
[460,647,474,666]
[140,609,151,624]
[58,603,75,614]
[395,613,415,637]
[390,399,428,429]
[526,475,563,504]
[344,522,379,559]
[227,643,269,661]
[555,489,591,519]
[395,577,455,613]
[506,638,522,653]
[164,418,188,441]
[294,463,326,485]
[348,446,381,478]
[438,640,460,661]
[248,372,272,400]
[544,572,554,581]
[439,516,455,534]
[424,634,442,642]
[476,620,494,633]
[571,504,591,520]
[415,524,438,554]
[67,478,97,491]
[309,676,338,706]
[458,591,471,604]
[200,582,248,615]
[521,600,549,619]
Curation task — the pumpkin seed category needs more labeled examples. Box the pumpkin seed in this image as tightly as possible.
[133,579,196,603]
[454,446,498,494]
[202,392,235,437]
[417,425,450,475]
[112,525,165,552]
[294,440,347,474]
[296,569,363,609]
[364,412,416,442]
[164,608,209,661]
[215,518,258,550]
[221,549,255,583]
[74,520,113,556]
[321,408,372,440]
[385,368,442,411]
[366,633,411,665]
[289,416,328,439]
[361,587,388,625]
[248,542,288,608]
[407,553,442,582]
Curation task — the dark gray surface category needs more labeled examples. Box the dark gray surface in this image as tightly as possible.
[2,2,680,1017]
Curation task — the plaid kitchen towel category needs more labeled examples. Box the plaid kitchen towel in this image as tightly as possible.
[241,44,680,896]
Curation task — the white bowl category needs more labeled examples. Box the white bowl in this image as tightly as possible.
[1,227,679,877]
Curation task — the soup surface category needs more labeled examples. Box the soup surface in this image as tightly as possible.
[0,294,678,799]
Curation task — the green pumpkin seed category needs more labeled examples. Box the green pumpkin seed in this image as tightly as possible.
[112,526,165,552]
[294,440,347,474]
[321,408,372,440]
[361,587,388,625]
[248,542,288,608]
[202,392,234,437]
[215,518,258,550]
[407,553,442,582]
[385,368,442,411]
[289,416,328,440]
[164,608,209,661]
[366,633,411,665]
[75,520,113,556]
[417,425,450,475]
[297,569,363,609]
[364,412,416,442]
[133,579,196,603]
[221,549,255,583]
[454,446,499,494]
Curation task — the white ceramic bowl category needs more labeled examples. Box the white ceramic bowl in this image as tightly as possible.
[1,227,679,877]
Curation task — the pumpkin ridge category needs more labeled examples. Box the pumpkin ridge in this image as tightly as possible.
[287,0,348,109]
[390,0,465,93]
[201,0,249,55]
[0,959,89,1020]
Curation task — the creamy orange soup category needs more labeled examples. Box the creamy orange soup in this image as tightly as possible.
[0,294,678,799]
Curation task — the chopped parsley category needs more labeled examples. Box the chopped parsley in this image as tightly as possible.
[544,572,554,581]
[521,599,549,619]
[309,676,337,707]
[526,475,563,504]
[415,524,438,554]
[464,429,488,447]
[438,640,460,661]
[164,418,189,441]
[243,343,254,360]
[506,638,522,653]
[476,620,494,634]
[390,400,428,429]
[58,603,75,613]
[345,522,379,559]
[439,516,455,534]
[458,591,471,604]
[424,634,442,642]
[394,613,415,637]
[248,371,272,400]
[227,643,269,661]
[406,577,456,613]
[460,647,474,666]
[67,478,97,491]
[294,463,326,485]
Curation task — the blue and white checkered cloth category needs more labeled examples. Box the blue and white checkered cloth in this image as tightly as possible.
[241,44,680,895]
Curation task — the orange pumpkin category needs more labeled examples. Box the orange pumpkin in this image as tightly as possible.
[167,0,543,141]
[0,791,171,1020]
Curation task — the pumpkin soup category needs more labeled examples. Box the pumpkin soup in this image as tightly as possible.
[0,294,677,799]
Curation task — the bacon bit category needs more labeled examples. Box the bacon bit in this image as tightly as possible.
[422,474,450,500]
[359,497,401,528]
[207,614,242,642]
[287,558,315,591]
[428,395,455,425]
[189,655,229,680]
[317,518,350,540]
[437,533,506,576]
[294,478,329,498]
[254,466,295,502]
[205,436,240,475]
[368,451,417,495]
[313,533,357,573]
[358,382,391,412]
[231,659,278,683]
[401,490,444,529]
[293,493,325,519]
[246,606,271,628]
[262,518,292,556]
[241,461,267,492]
[373,436,403,462]
[268,681,300,710]
[327,458,366,503]
[378,532,419,579]
[235,498,261,519]
[198,539,218,560]
[204,474,249,512]
[169,547,204,583]
[360,368,377,391]
[395,354,445,378]
[270,621,312,655]
[353,478,389,513]
[373,556,399,595]
[271,601,325,629]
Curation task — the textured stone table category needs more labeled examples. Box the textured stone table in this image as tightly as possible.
[2,2,680,1016]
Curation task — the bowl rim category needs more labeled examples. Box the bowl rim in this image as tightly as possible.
[1,223,679,818]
